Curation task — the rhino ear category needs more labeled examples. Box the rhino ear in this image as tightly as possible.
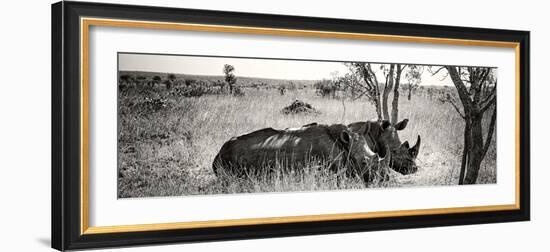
[348,122,367,135]
[359,121,377,138]
[381,120,391,130]
[362,122,370,135]
[339,131,351,145]
[401,141,410,149]
[395,119,409,131]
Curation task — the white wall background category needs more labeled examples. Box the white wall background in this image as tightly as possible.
[0,0,546,251]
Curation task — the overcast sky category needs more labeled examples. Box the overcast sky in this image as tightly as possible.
[119,53,455,86]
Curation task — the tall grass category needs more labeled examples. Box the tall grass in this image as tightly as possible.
[118,86,496,198]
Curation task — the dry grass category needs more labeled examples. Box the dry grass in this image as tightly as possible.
[118,85,496,198]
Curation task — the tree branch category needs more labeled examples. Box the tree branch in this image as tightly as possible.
[430,66,445,76]
[399,64,407,73]
[480,95,496,114]
[446,66,472,109]
[478,68,491,86]
[352,93,365,101]
[351,88,371,101]
[480,85,496,105]
[448,96,465,118]
[366,64,381,96]
[473,68,490,104]
[461,78,472,84]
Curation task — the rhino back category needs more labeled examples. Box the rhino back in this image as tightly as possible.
[215,126,344,172]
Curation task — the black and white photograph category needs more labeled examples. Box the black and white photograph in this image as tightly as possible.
[1,0,544,251]
[117,53,497,198]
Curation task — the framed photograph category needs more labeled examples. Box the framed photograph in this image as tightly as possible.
[52,1,530,250]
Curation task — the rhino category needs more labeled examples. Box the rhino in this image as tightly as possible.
[212,123,382,183]
[348,119,421,175]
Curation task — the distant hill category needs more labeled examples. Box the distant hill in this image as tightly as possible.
[118,71,458,95]
[119,70,319,88]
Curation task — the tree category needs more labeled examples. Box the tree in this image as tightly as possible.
[166,73,177,90]
[405,65,424,101]
[151,75,162,87]
[437,66,497,184]
[119,74,133,84]
[278,84,286,95]
[223,64,237,94]
[341,63,382,119]
[136,75,147,85]
[341,63,406,123]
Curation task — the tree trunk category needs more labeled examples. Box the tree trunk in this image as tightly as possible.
[382,64,394,121]
[458,121,471,185]
[463,112,485,184]
[372,77,383,120]
[407,88,412,101]
[391,64,402,124]
[373,98,382,120]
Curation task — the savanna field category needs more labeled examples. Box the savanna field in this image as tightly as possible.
[117,73,496,198]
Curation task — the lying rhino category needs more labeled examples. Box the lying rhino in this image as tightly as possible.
[212,123,381,182]
[348,119,421,175]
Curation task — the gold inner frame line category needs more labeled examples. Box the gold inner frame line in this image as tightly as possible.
[80,17,521,235]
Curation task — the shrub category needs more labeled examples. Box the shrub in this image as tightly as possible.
[136,75,147,81]
[170,81,222,97]
[119,74,133,83]
[286,81,297,91]
[185,79,197,86]
[139,97,168,112]
[251,82,265,90]
[233,86,245,96]
[314,79,338,98]
[278,85,286,95]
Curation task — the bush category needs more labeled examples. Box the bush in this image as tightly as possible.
[251,82,265,90]
[233,86,245,97]
[118,82,130,92]
[286,81,297,91]
[314,79,338,98]
[139,97,168,112]
[136,75,147,81]
[119,74,133,83]
[278,85,286,95]
[185,79,197,86]
[170,81,222,97]
[119,95,169,118]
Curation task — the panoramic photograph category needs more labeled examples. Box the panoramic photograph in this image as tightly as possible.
[117,53,497,198]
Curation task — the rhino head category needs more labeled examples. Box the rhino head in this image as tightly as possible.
[348,119,421,175]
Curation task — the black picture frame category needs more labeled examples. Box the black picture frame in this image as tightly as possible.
[52,1,530,251]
